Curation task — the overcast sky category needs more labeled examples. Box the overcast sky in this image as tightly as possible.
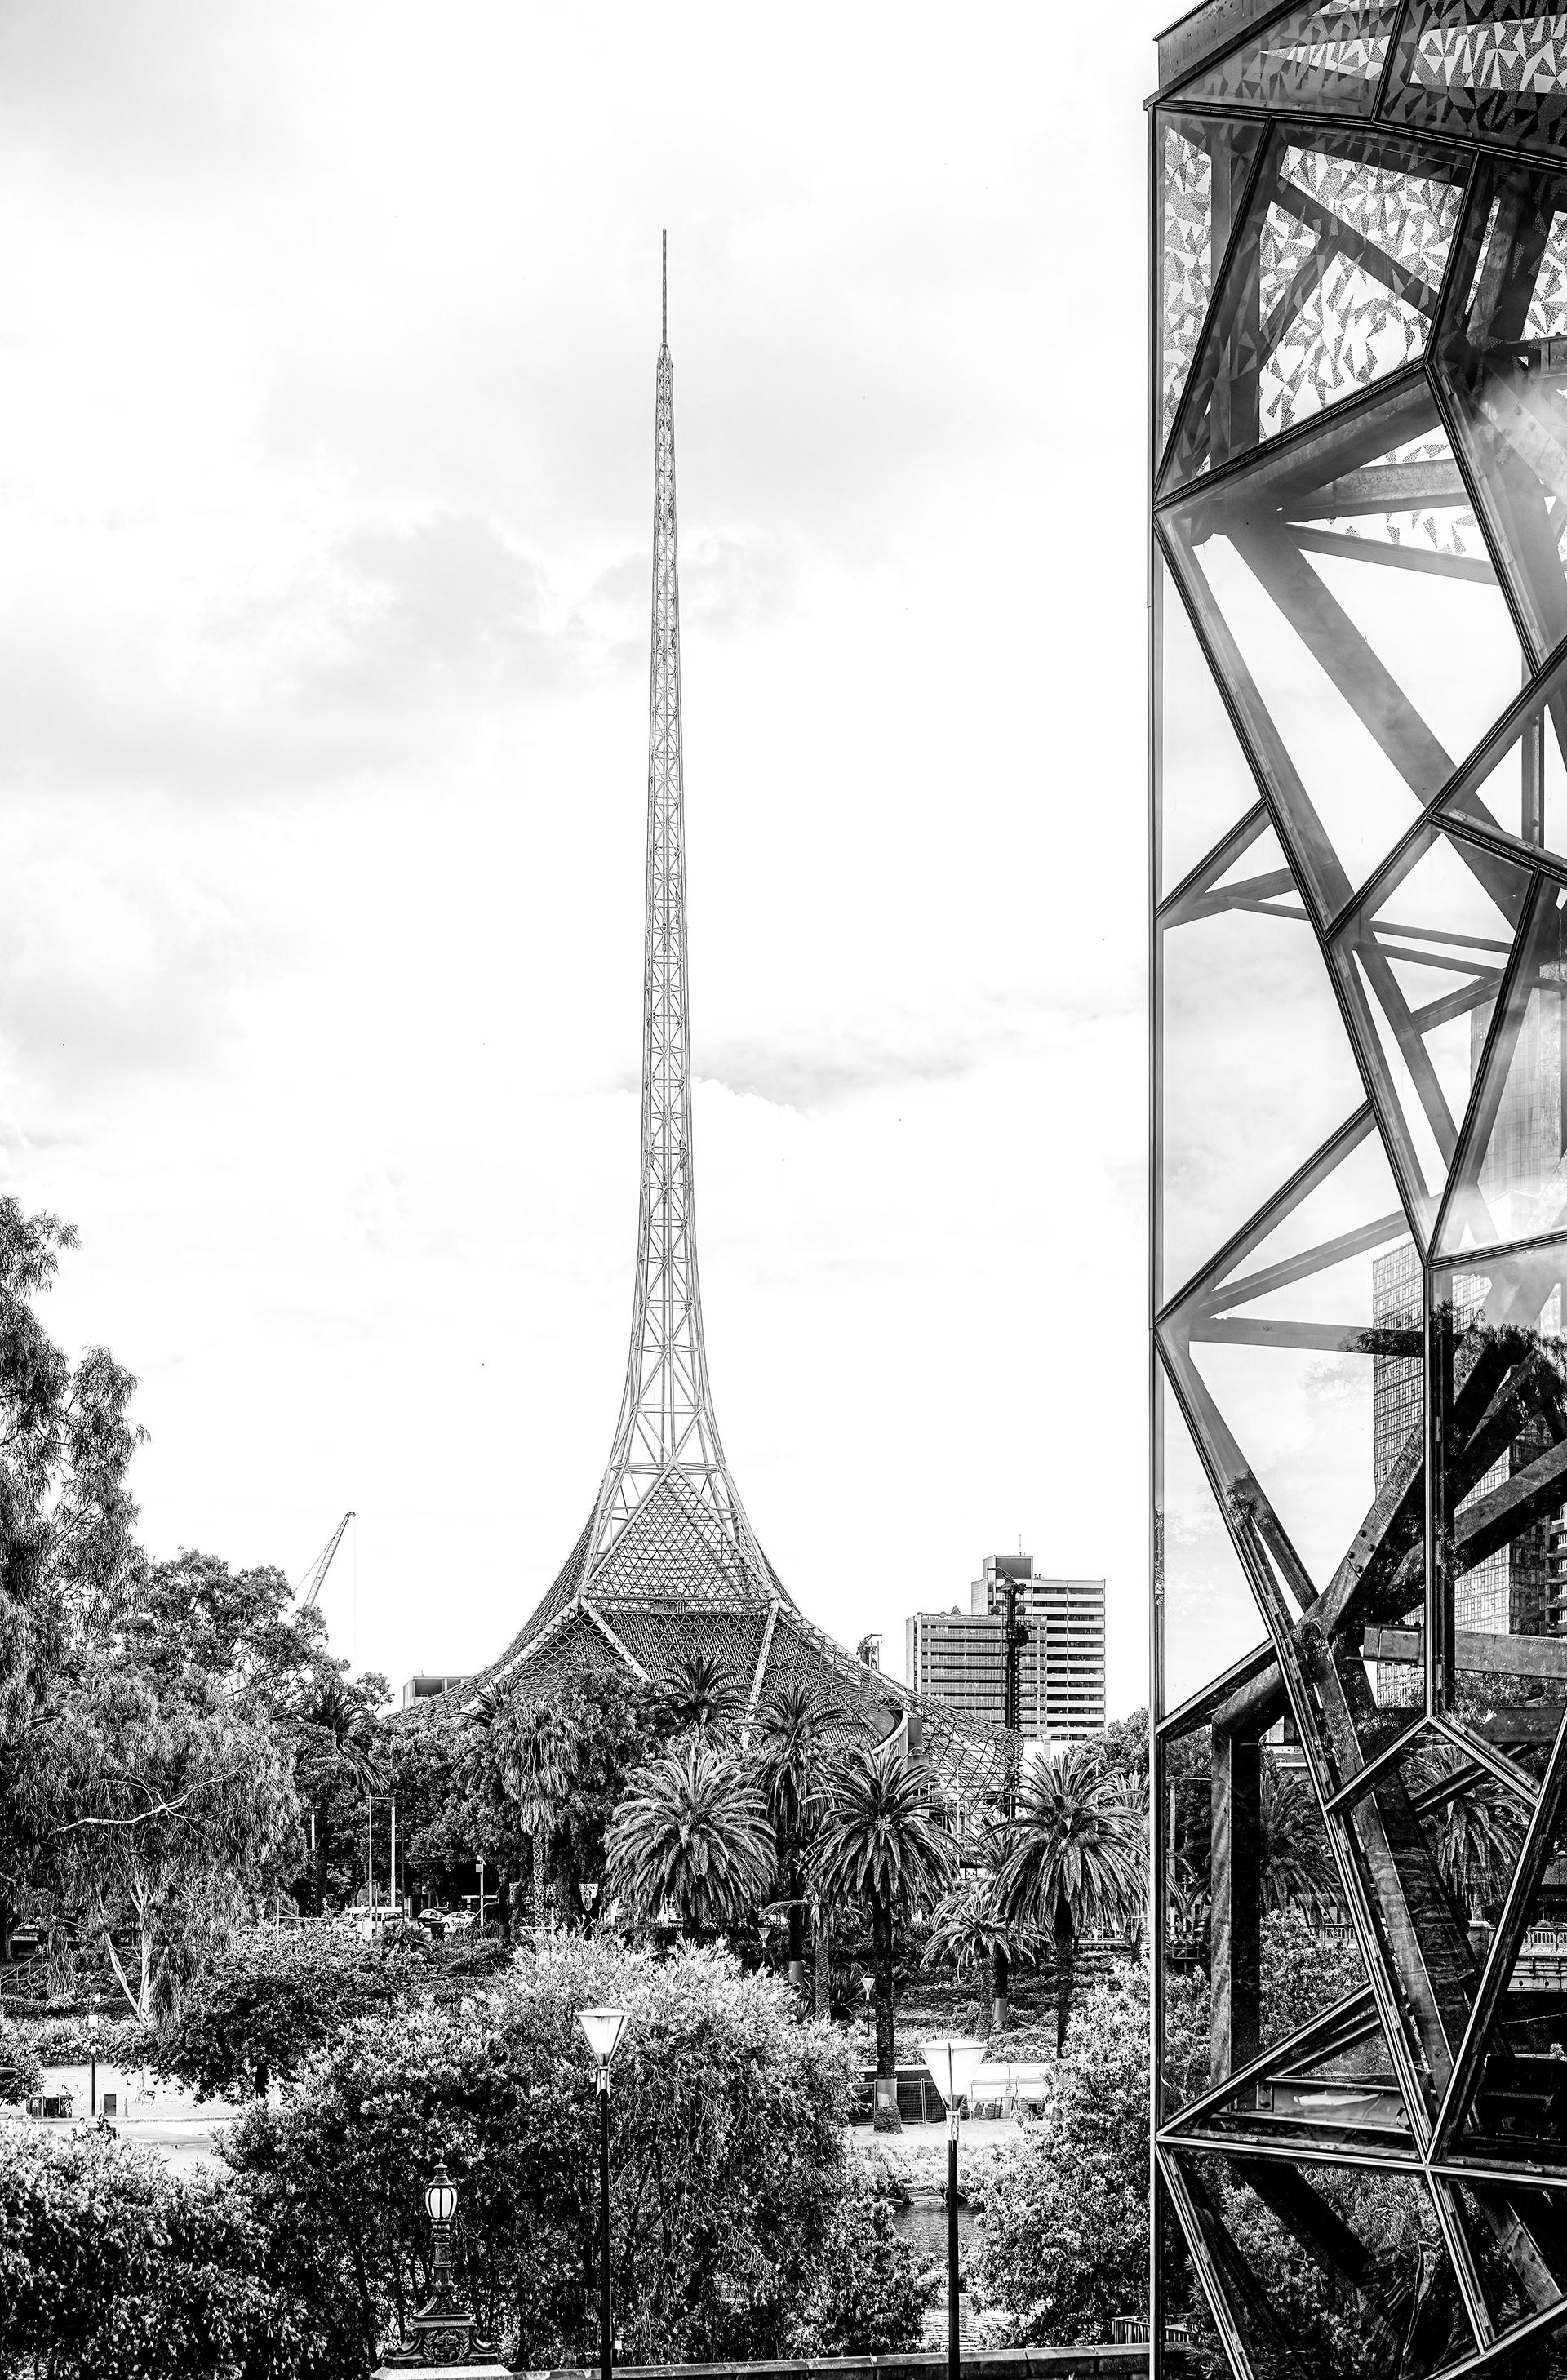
[0,2,1166,1715]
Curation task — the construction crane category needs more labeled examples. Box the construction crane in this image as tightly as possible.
[295,1511,355,1612]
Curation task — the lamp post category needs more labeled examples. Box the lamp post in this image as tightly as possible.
[477,1854,486,1933]
[87,2005,100,2120]
[581,1878,601,1929]
[919,2037,987,2380]
[382,2156,499,2367]
[859,1972,875,2053]
[577,2005,629,2380]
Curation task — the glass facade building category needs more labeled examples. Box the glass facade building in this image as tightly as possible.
[1152,4,1567,2369]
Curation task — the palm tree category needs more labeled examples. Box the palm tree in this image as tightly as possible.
[1406,1742,1527,1920]
[993,1746,1140,2053]
[297,1676,385,1916]
[499,1702,573,1930]
[923,1869,1032,2029]
[1260,1761,1336,1917]
[752,1680,845,1990]
[812,1739,957,2095]
[604,1741,775,1933]
[657,1650,748,1743]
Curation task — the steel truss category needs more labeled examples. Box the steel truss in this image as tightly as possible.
[1153,5,1567,2373]
[446,241,1011,1811]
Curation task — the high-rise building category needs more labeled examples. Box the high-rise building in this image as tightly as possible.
[905,1557,1106,1751]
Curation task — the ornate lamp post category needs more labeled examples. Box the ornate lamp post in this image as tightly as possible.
[577,2005,629,2380]
[919,2037,987,2380]
[86,2005,100,2121]
[383,2158,499,2369]
[859,1971,875,2053]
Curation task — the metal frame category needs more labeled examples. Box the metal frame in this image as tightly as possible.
[1152,10,1567,2369]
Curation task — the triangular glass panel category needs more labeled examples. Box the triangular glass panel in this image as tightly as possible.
[1161,379,1526,926]
[1445,654,1567,865]
[1434,151,1567,664]
[1170,1123,1423,1615]
[1178,2153,1469,2377]
[1332,827,1532,1241]
[1157,1360,1273,1720]
[1156,2165,1218,2365]
[1162,124,1467,493]
[1454,1776,1567,2169]
[1179,1983,1415,2149]
[1158,813,1364,1302]
[1453,2178,1567,2342]
[1429,1241,1567,1671]
[1172,0,1402,115]
[1385,3,1567,155]
[1440,886,1567,1253]
[1156,548,1271,904]
[1159,115,1266,460]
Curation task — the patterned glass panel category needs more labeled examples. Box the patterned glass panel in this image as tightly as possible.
[1164,127,1466,491]
[1174,0,1401,112]
[1159,114,1265,455]
[1386,2,1567,154]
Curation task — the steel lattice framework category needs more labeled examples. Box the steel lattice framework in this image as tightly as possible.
[1152,5,1567,2373]
[459,244,1010,1806]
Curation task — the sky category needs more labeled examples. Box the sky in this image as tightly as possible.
[0,1,1170,1717]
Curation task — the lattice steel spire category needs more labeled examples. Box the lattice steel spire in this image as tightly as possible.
[587,237,766,1586]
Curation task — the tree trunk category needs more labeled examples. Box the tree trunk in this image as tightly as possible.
[991,1939,1010,2033]
[1054,1898,1075,2055]
[874,1894,896,2075]
[531,1828,548,1930]
[314,1794,330,1917]
[255,2054,270,2099]
[0,1898,14,1964]
[787,1858,805,1990]
[814,1905,830,2018]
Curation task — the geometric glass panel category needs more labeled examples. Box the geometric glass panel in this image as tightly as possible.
[1439,886,1567,1251]
[1332,826,1532,1240]
[1172,2,1402,116]
[1453,2178,1567,2343]
[1163,126,1467,492]
[1158,845,1365,1302]
[1159,113,1267,455]
[1445,657,1567,865]
[1158,1359,1272,1718]
[1457,1781,1567,2169]
[1162,380,1525,924]
[1156,547,1271,901]
[1387,2,1567,157]
[1433,152,1567,665]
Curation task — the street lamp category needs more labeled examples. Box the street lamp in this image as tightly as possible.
[581,1879,601,1928]
[919,2037,987,2380]
[382,2157,498,2368]
[86,2005,100,2120]
[859,1972,875,2053]
[577,2005,629,2380]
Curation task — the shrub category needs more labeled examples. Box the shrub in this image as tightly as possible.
[0,2128,311,2379]
[788,2162,923,2356]
[0,2016,41,2104]
[20,2014,155,2071]
[153,1925,412,2100]
[223,1936,913,2373]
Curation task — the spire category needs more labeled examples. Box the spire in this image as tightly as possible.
[587,244,767,1590]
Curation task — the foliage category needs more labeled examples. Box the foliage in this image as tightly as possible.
[786,2162,923,2356]
[221,1938,894,2373]
[1260,1761,1336,1917]
[606,1740,775,1930]
[0,2127,313,2380]
[18,2012,154,2071]
[923,1870,1032,1978]
[994,1747,1142,2050]
[153,1925,412,2100]
[657,1650,747,1742]
[751,1681,846,1976]
[0,2014,41,2103]
[1258,1907,1362,2045]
